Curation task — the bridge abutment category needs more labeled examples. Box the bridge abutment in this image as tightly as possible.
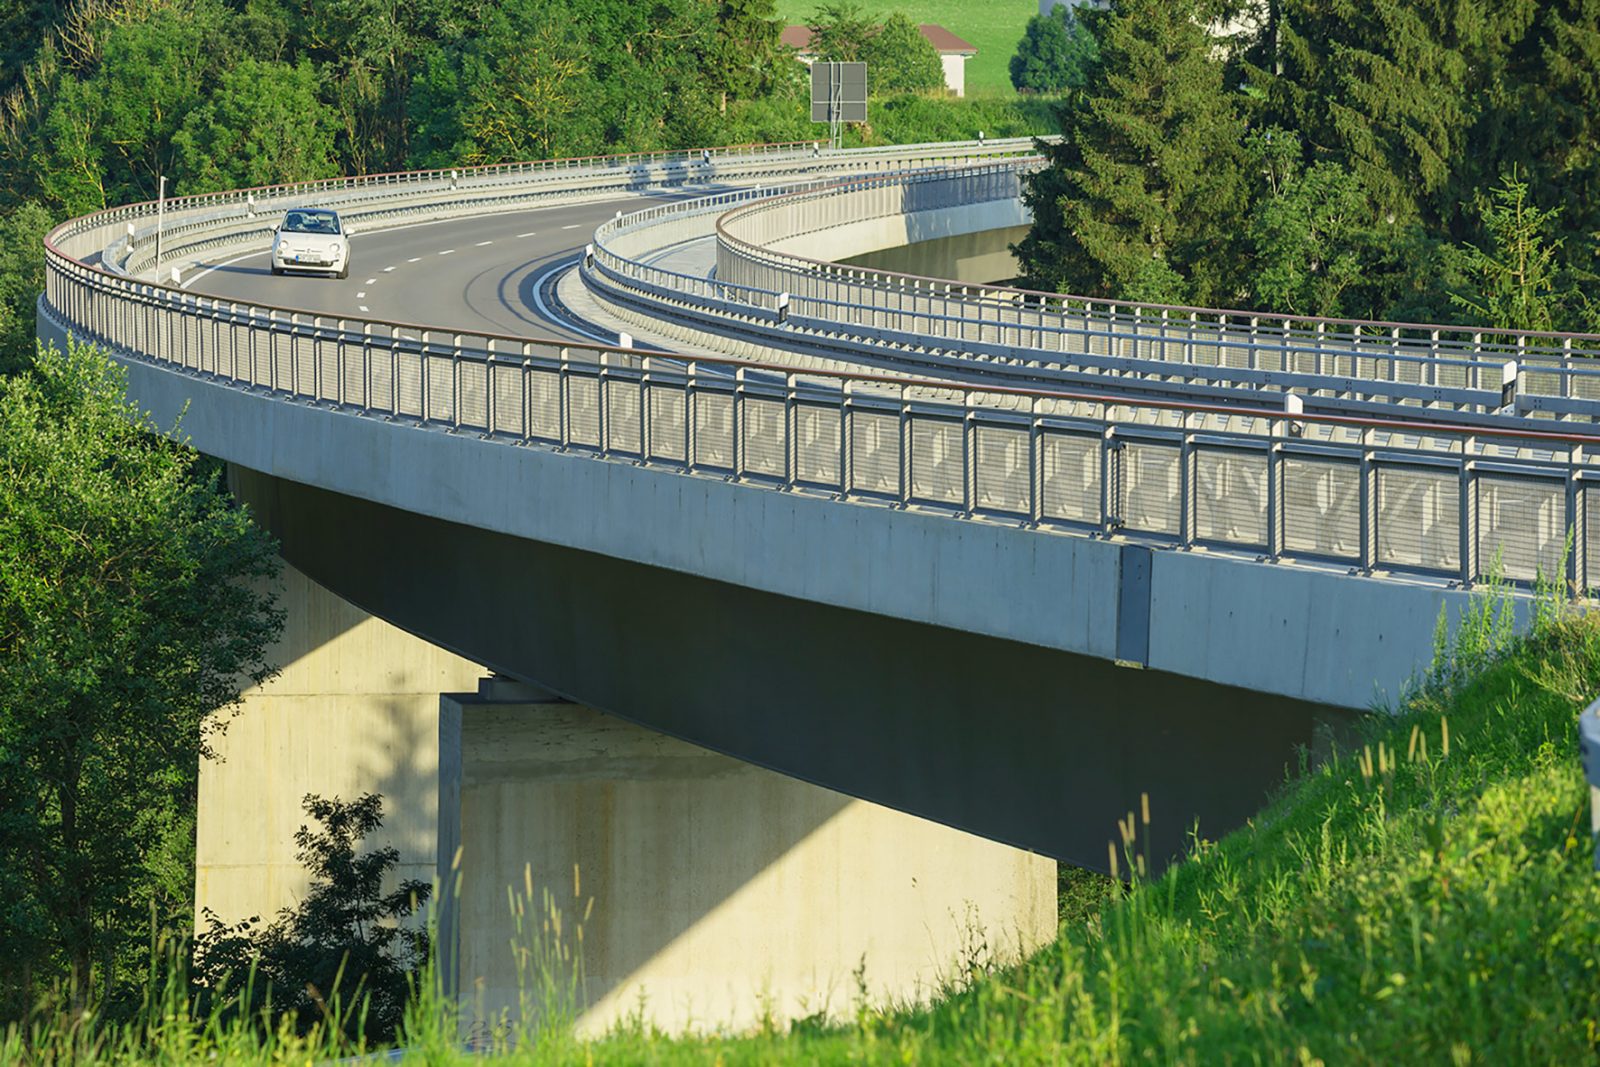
[199,563,1057,1037]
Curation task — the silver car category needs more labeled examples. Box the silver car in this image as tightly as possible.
[271,209,353,279]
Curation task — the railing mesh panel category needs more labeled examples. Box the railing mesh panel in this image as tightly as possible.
[1194,448,1267,547]
[459,360,488,430]
[395,350,423,418]
[796,403,841,487]
[851,409,899,495]
[607,378,642,454]
[340,338,364,404]
[491,363,523,434]
[568,374,600,447]
[528,369,560,440]
[1283,457,1360,559]
[1122,442,1180,535]
[1377,466,1459,572]
[975,425,1029,514]
[743,397,787,477]
[425,353,453,423]
[649,385,687,461]
[910,417,963,504]
[695,390,734,469]
[1476,475,1565,583]
[1041,433,1100,523]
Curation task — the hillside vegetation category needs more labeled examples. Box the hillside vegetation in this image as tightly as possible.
[11,587,1599,1061]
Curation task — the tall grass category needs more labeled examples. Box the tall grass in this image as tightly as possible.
[7,578,1599,1063]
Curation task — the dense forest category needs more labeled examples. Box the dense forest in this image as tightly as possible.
[1015,0,1600,331]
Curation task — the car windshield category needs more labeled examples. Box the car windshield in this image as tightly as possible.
[282,210,341,235]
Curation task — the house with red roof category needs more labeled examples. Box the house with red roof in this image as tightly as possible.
[779,23,979,97]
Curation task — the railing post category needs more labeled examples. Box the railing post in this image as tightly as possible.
[1460,443,1476,586]
[362,322,373,413]
[485,353,497,436]
[732,365,746,477]
[1028,395,1043,525]
[1101,426,1121,533]
[558,347,572,448]
[1179,427,1195,548]
[1569,446,1585,597]
[452,334,463,432]
[597,350,611,454]
[390,329,400,417]
[1359,428,1376,574]
[841,379,854,497]
[289,312,299,397]
[685,360,697,469]
[898,386,911,506]
[419,330,432,424]
[784,373,798,488]
[639,356,652,461]
[961,392,976,516]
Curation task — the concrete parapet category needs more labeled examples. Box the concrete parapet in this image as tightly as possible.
[443,691,1057,1037]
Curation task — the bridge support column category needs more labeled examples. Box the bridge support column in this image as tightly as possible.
[194,562,486,931]
[441,685,1057,1038]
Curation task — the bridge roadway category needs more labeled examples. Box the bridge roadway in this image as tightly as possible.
[40,142,1549,872]
[179,197,648,343]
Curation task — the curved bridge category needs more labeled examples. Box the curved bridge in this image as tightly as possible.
[37,140,1600,868]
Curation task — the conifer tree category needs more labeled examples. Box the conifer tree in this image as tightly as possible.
[1014,0,1249,305]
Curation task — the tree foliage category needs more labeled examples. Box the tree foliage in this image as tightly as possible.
[807,3,944,96]
[0,341,282,1016]
[1015,0,1249,305]
[192,793,430,1045]
[1010,4,1097,95]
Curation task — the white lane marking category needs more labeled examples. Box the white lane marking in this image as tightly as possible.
[561,224,581,230]
[517,231,537,238]
[359,305,369,312]
[365,278,377,284]
[439,249,454,255]
[475,240,493,246]
[382,265,396,272]
[356,291,366,298]
[407,257,421,263]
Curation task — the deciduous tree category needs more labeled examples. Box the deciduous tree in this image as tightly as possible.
[0,341,282,1015]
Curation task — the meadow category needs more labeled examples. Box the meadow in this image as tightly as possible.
[772,0,1042,95]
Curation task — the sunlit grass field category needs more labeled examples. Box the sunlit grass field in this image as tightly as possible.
[773,0,1041,96]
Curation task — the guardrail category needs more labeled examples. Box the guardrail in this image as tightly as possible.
[587,163,1600,423]
[711,163,1600,417]
[38,141,1600,600]
[41,240,1600,594]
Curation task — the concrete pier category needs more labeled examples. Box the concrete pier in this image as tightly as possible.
[196,565,1058,1036]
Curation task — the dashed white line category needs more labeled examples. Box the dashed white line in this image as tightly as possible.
[475,240,493,246]
[359,305,369,312]
[382,265,396,272]
[439,249,455,255]
[561,224,581,230]
[407,257,421,263]
[517,231,537,238]
[356,291,366,298]
[365,278,377,284]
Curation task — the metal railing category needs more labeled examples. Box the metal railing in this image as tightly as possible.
[41,238,1600,593]
[710,163,1600,418]
[38,141,1600,598]
[587,163,1596,423]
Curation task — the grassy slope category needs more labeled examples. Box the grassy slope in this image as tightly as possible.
[13,599,1600,1063]
[772,0,1039,96]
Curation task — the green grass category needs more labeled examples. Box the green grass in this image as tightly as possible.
[10,589,1600,1062]
[773,0,1040,96]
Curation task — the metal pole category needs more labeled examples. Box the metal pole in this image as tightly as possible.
[155,175,167,277]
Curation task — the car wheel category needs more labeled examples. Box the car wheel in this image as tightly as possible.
[271,265,283,276]
[336,265,349,280]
